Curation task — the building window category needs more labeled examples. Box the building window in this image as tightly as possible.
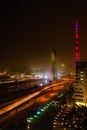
[80,74,84,77]
[80,71,84,74]
[80,78,84,80]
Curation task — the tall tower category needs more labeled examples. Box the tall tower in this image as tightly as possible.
[75,21,80,61]
[51,49,57,81]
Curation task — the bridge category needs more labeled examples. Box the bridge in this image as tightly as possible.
[0,77,50,105]
[0,78,73,125]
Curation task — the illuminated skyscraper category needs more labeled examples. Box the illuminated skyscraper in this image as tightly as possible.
[73,21,87,106]
[73,60,87,106]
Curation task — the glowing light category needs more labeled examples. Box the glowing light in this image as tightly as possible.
[34,115,38,118]
[80,74,84,77]
[80,71,84,73]
[80,78,84,80]
[35,74,43,78]
[29,116,33,121]
[20,73,25,78]
[27,123,30,129]
[44,75,48,79]
[76,102,86,106]
[27,102,52,125]
[40,83,43,86]
[76,40,79,44]
[75,46,79,50]
[36,110,41,115]
[75,33,78,38]
[27,118,31,123]
[75,20,80,61]
[10,75,15,79]
[76,24,78,30]
[61,64,65,67]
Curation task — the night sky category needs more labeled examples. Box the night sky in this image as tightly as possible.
[0,1,87,71]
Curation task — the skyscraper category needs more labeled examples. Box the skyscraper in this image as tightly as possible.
[73,60,87,106]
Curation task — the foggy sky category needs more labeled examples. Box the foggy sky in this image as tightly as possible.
[0,1,87,70]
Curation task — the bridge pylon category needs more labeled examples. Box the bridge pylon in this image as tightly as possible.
[51,49,58,82]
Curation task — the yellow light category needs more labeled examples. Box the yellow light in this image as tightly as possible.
[61,64,65,67]
[76,102,86,106]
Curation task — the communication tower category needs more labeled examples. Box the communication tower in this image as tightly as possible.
[75,21,80,61]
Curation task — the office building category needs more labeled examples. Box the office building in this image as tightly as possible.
[73,60,87,106]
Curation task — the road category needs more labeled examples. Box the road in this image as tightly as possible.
[0,80,71,116]
[0,78,73,126]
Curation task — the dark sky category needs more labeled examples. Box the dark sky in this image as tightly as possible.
[0,1,87,70]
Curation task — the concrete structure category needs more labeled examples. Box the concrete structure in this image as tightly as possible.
[73,60,87,106]
[51,49,57,81]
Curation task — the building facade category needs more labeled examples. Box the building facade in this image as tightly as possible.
[73,60,87,106]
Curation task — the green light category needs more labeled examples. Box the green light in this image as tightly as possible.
[29,117,33,120]
[27,101,52,123]
[34,115,38,118]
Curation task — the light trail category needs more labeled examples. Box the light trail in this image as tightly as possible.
[0,80,71,116]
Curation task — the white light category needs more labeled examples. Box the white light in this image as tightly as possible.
[27,118,31,123]
[40,83,43,86]
[10,75,15,79]
[80,71,84,73]
[76,102,86,106]
[20,73,25,78]
[35,74,43,78]
[80,78,84,80]
[44,75,48,79]
[27,123,30,129]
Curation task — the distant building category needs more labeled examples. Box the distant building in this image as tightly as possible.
[73,60,87,106]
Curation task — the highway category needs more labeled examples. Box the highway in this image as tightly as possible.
[0,79,72,116]
[0,77,50,105]
[0,77,74,127]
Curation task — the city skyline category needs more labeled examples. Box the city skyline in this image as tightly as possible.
[0,1,87,71]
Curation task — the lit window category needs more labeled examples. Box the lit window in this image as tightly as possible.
[80,71,84,73]
[80,78,84,80]
[80,74,84,77]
